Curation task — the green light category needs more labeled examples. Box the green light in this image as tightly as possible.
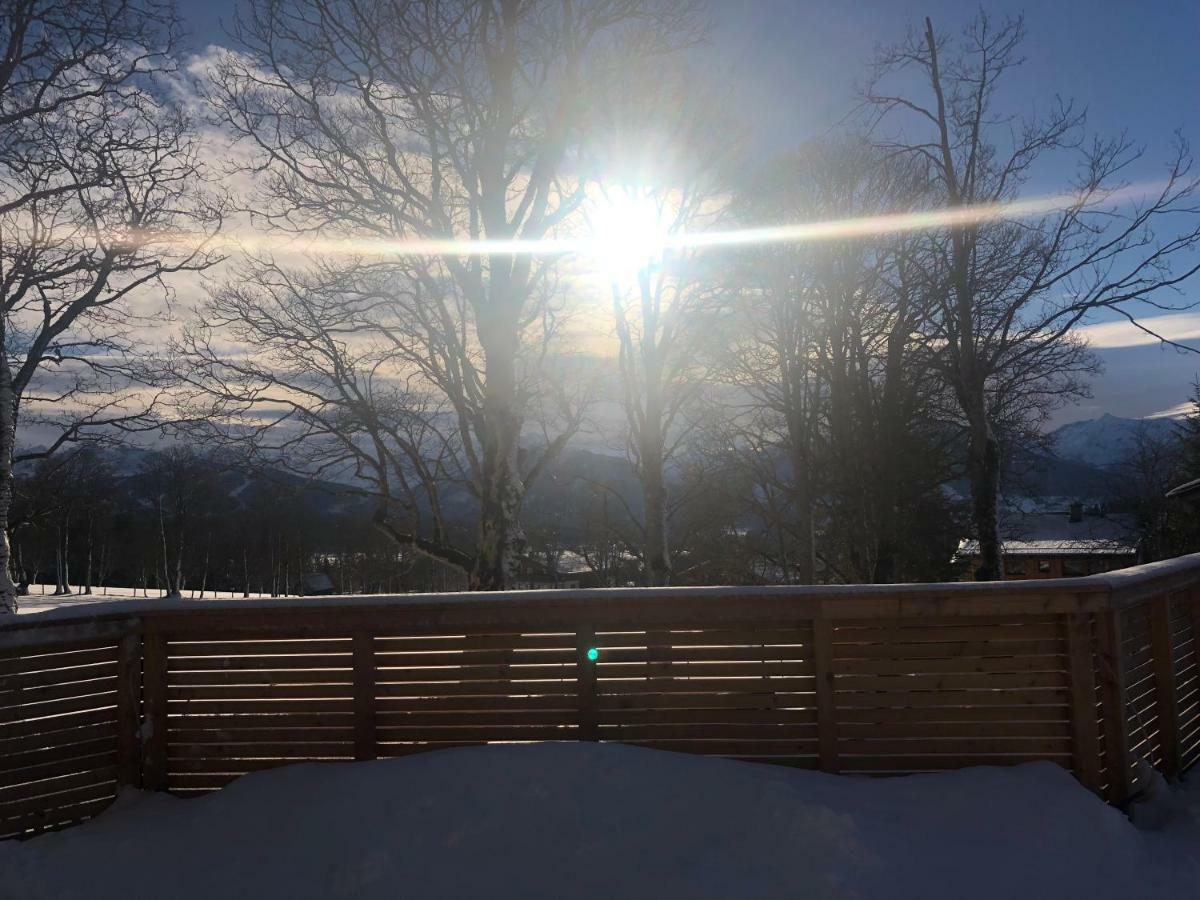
[586,647,599,662]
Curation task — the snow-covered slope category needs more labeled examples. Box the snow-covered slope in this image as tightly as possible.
[1049,413,1179,469]
[2,743,1195,900]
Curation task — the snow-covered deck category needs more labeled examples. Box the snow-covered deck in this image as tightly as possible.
[2,743,1198,899]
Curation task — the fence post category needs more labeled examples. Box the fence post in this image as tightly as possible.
[1096,609,1132,805]
[813,618,838,774]
[1149,594,1181,778]
[140,633,168,792]
[1191,588,1200,689]
[577,625,598,742]
[352,632,376,761]
[1065,612,1102,795]
[115,631,143,789]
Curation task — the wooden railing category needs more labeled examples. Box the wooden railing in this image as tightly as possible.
[3,554,1200,838]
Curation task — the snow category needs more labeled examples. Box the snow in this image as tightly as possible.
[2,743,1197,899]
[14,586,277,615]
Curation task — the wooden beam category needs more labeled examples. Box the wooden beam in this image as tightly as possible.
[576,626,598,742]
[1096,611,1133,806]
[352,632,376,762]
[140,634,168,792]
[1149,594,1181,778]
[813,619,838,773]
[115,633,142,789]
[1065,613,1101,795]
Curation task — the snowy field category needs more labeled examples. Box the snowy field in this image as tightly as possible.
[1,743,1198,900]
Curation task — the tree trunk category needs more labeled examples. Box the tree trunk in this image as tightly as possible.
[784,389,816,585]
[83,515,94,595]
[55,520,71,595]
[0,353,17,613]
[967,409,1004,580]
[471,317,525,591]
[640,427,671,588]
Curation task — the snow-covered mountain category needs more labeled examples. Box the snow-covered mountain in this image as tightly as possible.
[1048,413,1180,469]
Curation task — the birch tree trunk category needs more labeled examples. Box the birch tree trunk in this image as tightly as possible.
[0,353,17,613]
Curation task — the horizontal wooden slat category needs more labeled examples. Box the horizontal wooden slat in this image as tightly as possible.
[0,766,119,805]
[0,752,117,784]
[832,672,1069,691]
[836,721,1072,739]
[832,640,1064,659]
[1,794,116,837]
[838,738,1072,755]
[0,737,118,774]
[375,680,578,698]
[373,694,578,712]
[376,649,578,666]
[593,649,813,666]
[0,676,119,708]
[831,656,1066,676]
[0,660,120,693]
[373,726,579,742]
[376,710,580,727]
[170,727,357,744]
[376,634,575,652]
[833,689,1070,708]
[167,655,353,672]
[831,625,1063,644]
[0,707,118,739]
[376,664,578,683]
[600,723,820,740]
[0,781,117,822]
[167,640,352,657]
[168,743,353,759]
[620,739,819,755]
[601,708,819,725]
[597,662,814,678]
[837,755,1071,772]
[597,692,813,710]
[0,723,118,755]
[164,685,352,707]
[166,713,355,729]
[597,677,816,695]
[0,645,119,676]
[168,670,354,686]
[0,692,118,720]
[835,705,1069,723]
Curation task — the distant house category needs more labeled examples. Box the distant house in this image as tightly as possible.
[956,503,1140,580]
[512,550,603,590]
[299,573,336,596]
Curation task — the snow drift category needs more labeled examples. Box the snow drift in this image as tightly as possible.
[0,743,1194,899]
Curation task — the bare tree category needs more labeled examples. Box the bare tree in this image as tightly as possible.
[586,61,735,586]
[0,0,223,612]
[721,139,958,584]
[865,13,1200,579]
[201,0,699,590]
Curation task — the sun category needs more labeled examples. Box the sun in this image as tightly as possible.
[584,188,673,282]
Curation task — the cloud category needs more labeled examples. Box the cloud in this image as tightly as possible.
[1076,313,1200,349]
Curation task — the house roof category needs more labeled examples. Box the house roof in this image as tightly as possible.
[957,511,1139,558]
[957,538,1138,558]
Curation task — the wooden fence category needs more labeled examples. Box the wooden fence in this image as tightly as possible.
[3,553,1200,839]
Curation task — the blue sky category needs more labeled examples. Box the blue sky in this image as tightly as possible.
[179,0,1199,163]
[175,0,1200,421]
